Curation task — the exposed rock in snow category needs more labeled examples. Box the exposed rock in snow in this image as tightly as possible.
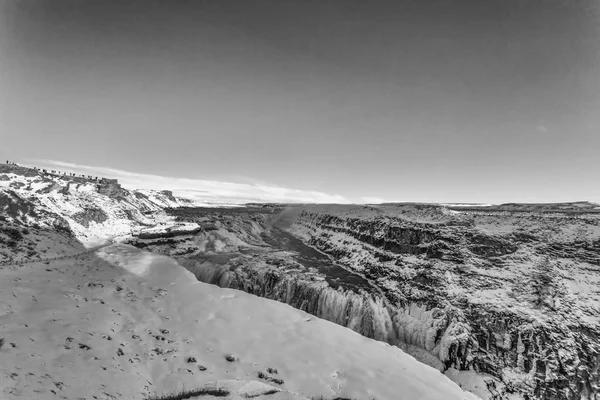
[97,177,126,199]
[137,223,203,240]
[72,207,109,228]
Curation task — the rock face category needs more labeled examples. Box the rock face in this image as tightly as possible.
[0,191,38,220]
[71,208,109,228]
[137,225,203,240]
[52,216,73,234]
[287,204,600,400]
[160,190,177,203]
[97,178,126,199]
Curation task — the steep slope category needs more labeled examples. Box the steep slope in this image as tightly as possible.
[287,204,600,400]
[0,164,194,246]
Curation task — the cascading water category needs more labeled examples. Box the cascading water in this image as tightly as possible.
[178,232,474,373]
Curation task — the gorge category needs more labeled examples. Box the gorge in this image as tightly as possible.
[2,164,598,400]
[127,203,600,400]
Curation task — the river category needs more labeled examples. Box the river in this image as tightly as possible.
[261,227,374,293]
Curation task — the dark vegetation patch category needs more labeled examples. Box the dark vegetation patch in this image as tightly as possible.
[245,389,280,398]
[72,208,108,228]
[311,397,359,400]
[259,389,280,396]
[257,371,284,386]
[144,387,230,400]
[1,227,23,242]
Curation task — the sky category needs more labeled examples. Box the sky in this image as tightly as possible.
[1,0,599,204]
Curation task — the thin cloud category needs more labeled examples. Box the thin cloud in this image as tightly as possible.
[30,159,350,204]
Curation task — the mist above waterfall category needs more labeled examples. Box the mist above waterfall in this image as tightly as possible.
[270,206,304,229]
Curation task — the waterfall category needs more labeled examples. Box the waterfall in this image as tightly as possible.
[177,258,466,372]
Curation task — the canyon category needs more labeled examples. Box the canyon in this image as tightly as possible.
[128,203,600,400]
[0,164,477,400]
[1,164,599,400]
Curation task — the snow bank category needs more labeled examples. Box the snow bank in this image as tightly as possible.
[1,243,479,400]
[98,245,479,400]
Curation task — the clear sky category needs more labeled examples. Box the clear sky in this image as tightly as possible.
[1,0,598,204]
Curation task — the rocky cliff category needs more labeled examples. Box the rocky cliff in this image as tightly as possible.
[287,204,600,400]
[0,164,198,246]
[96,178,126,199]
[123,203,600,399]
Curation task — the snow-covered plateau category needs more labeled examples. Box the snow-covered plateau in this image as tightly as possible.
[1,164,599,400]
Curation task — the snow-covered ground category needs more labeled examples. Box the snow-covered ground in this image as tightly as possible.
[0,244,478,400]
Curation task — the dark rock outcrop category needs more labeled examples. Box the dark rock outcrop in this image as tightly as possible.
[0,190,38,220]
[0,164,39,177]
[137,226,203,240]
[72,208,108,228]
[97,178,125,199]
[52,216,72,234]
[160,190,177,203]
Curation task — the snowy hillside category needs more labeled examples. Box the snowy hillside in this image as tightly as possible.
[0,164,194,246]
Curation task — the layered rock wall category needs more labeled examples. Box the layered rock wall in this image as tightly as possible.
[288,207,600,400]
